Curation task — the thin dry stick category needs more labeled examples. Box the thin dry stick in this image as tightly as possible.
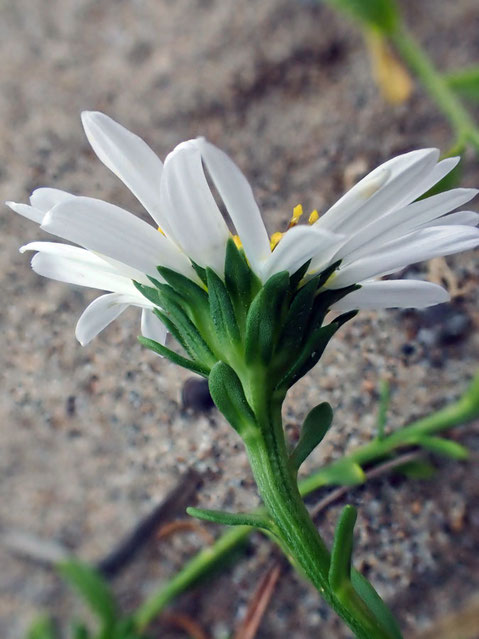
[161,611,210,639]
[233,562,283,639]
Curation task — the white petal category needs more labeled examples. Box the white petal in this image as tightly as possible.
[399,156,460,203]
[75,293,131,346]
[30,187,75,213]
[331,280,450,311]
[30,251,140,295]
[41,196,195,280]
[428,210,479,227]
[81,111,165,225]
[6,200,44,223]
[335,187,478,261]
[330,225,479,288]
[159,141,230,273]
[315,149,440,234]
[260,225,340,282]
[141,308,168,346]
[21,241,117,269]
[195,137,271,273]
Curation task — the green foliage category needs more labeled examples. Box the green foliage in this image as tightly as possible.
[351,569,403,639]
[290,402,333,472]
[320,459,366,486]
[445,66,479,102]
[395,459,436,480]
[329,505,357,593]
[187,506,273,531]
[208,361,256,437]
[137,336,210,377]
[417,435,468,460]
[206,267,241,347]
[322,0,399,34]
[58,561,117,630]
[224,238,262,330]
[27,617,57,639]
[244,271,290,365]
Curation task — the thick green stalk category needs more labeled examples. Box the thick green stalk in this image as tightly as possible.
[243,388,396,639]
[390,25,479,148]
[134,373,479,630]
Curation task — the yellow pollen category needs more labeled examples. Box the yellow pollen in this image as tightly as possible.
[270,231,283,250]
[308,209,319,224]
[288,204,304,228]
[232,234,243,249]
[157,226,165,235]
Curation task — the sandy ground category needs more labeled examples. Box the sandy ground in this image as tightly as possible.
[1,1,479,637]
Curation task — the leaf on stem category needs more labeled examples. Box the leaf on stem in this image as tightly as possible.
[351,569,403,639]
[187,507,273,532]
[321,0,399,34]
[208,361,256,437]
[328,504,357,593]
[444,67,479,103]
[319,459,366,485]
[290,402,333,472]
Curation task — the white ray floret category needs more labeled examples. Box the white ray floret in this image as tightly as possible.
[7,111,479,345]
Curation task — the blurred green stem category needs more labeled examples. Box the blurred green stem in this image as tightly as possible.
[390,25,479,150]
[134,372,479,631]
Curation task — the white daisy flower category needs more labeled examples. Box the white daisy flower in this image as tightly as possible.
[7,112,479,348]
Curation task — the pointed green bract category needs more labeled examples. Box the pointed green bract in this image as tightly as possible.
[133,282,162,308]
[329,505,357,593]
[206,267,240,347]
[187,506,273,531]
[244,271,290,366]
[289,259,312,292]
[157,265,209,310]
[417,435,468,460]
[290,402,333,472]
[278,276,320,361]
[208,361,256,437]
[224,238,261,330]
[138,336,210,377]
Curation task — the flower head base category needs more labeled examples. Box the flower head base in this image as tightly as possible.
[6,111,479,368]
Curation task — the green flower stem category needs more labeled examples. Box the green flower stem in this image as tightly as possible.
[134,372,479,631]
[390,25,479,149]
[243,391,394,639]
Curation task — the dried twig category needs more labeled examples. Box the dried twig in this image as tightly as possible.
[233,561,283,639]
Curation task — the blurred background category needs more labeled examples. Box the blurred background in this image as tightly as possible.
[1,1,478,637]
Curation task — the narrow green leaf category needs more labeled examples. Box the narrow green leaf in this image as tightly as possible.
[224,238,261,329]
[445,66,479,102]
[58,560,117,628]
[206,267,240,345]
[376,379,390,440]
[157,266,209,311]
[279,276,320,356]
[290,402,333,471]
[329,505,357,593]
[152,286,217,366]
[319,459,366,486]
[27,617,57,639]
[289,259,311,292]
[187,507,272,531]
[418,436,469,460]
[208,361,256,436]
[138,336,210,377]
[133,282,162,307]
[395,459,436,480]
[322,0,399,34]
[351,568,403,639]
[244,271,290,365]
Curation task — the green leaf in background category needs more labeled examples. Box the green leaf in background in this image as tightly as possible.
[321,0,399,34]
[187,506,273,531]
[445,66,479,102]
[58,560,117,630]
[395,459,436,480]
[26,617,57,639]
[417,436,469,460]
[318,458,366,486]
